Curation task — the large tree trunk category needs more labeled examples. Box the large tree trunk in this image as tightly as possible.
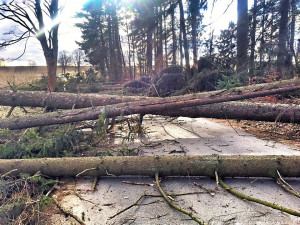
[161,102,300,123]
[1,90,299,123]
[0,155,299,178]
[1,79,300,130]
[1,91,300,124]
[236,0,248,81]
[0,90,152,109]
[276,0,289,75]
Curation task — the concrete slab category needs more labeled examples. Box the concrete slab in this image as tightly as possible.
[49,117,300,224]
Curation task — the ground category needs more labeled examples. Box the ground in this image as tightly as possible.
[0,89,299,224]
[38,115,299,225]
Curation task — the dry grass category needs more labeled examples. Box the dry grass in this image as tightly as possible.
[0,66,91,88]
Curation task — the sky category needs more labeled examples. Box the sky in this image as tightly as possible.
[0,0,252,66]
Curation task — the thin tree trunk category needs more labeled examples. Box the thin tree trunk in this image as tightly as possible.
[179,0,190,79]
[289,0,298,74]
[179,25,183,67]
[236,0,248,81]
[1,155,299,178]
[146,29,153,73]
[249,0,258,77]
[164,5,168,67]
[155,5,163,72]
[1,79,300,130]
[276,0,289,76]
[190,0,200,74]
[259,0,265,67]
[171,6,177,65]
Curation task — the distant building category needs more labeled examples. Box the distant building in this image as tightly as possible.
[0,58,5,67]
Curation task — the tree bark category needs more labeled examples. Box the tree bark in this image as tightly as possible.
[1,91,300,123]
[236,0,248,80]
[171,6,177,65]
[249,0,257,77]
[0,155,299,178]
[0,90,152,109]
[161,102,300,124]
[1,79,300,130]
[276,0,289,75]
[179,0,191,79]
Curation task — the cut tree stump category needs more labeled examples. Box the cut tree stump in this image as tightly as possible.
[0,79,300,130]
[0,155,299,178]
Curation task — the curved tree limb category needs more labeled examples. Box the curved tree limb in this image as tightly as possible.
[216,172,300,217]
[155,172,206,224]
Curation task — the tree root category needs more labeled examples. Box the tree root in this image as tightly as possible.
[216,172,300,217]
[155,172,206,225]
[52,197,86,225]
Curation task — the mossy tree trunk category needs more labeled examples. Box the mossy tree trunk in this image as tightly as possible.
[0,155,299,178]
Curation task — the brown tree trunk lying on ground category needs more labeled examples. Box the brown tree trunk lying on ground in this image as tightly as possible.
[162,102,300,123]
[0,79,299,109]
[0,79,300,130]
[0,90,151,109]
[0,155,299,178]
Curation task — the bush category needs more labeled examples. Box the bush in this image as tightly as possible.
[217,75,242,90]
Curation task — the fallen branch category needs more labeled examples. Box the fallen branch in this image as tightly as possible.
[155,172,206,224]
[217,172,300,217]
[1,79,300,130]
[108,193,145,220]
[0,90,150,109]
[0,155,299,178]
[276,170,300,198]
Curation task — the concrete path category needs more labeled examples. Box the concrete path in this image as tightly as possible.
[49,117,300,225]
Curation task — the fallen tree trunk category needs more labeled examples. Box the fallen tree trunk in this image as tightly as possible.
[0,90,151,109]
[0,79,299,109]
[1,79,300,130]
[0,155,299,177]
[162,102,300,123]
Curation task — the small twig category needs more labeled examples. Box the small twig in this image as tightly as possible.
[277,179,300,198]
[52,197,86,225]
[215,171,219,188]
[109,194,145,220]
[91,177,99,192]
[76,168,97,177]
[155,172,206,225]
[276,170,300,198]
[1,169,18,178]
[6,106,15,118]
[122,180,154,187]
[194,182,216,196]
[216,171,300,217]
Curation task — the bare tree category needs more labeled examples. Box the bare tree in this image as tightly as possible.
[58,50,72,74]
[0,0,62,91]
[72,49,85,74]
